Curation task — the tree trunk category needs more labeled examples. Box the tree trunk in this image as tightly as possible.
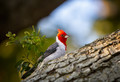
[22,30,120,82]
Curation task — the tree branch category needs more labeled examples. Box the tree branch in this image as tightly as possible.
[22,30,120,82]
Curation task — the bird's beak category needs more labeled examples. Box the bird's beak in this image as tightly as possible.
[65,35,70,38]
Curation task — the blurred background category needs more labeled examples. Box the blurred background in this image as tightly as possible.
[0,0,120,82]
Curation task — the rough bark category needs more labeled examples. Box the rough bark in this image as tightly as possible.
[0,0,65,43]
[22,30,120,82]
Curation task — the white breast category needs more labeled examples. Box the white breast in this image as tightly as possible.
[43,37,66,63]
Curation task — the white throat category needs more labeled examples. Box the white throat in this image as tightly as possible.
[56,36,66,50]
[43,37,66,63]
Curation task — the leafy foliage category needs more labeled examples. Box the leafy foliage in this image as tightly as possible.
[6,26,47,77]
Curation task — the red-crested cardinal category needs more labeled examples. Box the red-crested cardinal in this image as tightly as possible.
[22,29,69,79]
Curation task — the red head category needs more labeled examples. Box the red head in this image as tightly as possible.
[57,29,69,50]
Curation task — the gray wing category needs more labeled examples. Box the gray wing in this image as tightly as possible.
[43,42,59,59]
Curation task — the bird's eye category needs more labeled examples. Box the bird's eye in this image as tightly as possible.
[61,34,64,37]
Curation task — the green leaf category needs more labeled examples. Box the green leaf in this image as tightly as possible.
[42,35,46,38]
[21,62,31,75]
[6,32,12,37]
[12,34,16,37]
[22,44,25,48]
[38,29,40,34]
[6,42,10,46]
[6,34,10,37]
[15,60,24,72]
[22,62,30,69]
[20,67,25,76]
[17,64,22,72]
[24,31,30,36]
[28,45,31,50]
[32,25,35,32]
[15,60,24,68]
[25,66,31,71]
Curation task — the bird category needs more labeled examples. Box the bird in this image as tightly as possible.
[21,29,69,79]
